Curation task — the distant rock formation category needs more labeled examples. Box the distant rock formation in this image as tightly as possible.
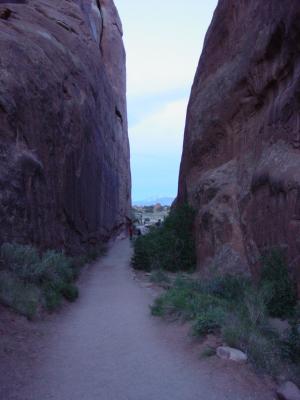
[178,0,300,293]
[0,0,131,253]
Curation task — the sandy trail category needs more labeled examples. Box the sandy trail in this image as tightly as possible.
[1,239,275,400]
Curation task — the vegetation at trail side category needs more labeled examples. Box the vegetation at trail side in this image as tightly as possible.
[132,204,196,272]
[0,242,106,319]
[261,249,297,318]
[151,250,300,377]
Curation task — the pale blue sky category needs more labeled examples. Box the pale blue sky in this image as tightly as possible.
[114,0,218,201]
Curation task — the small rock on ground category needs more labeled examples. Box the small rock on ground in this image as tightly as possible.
[216,346,247,363]
[277,381,300,400]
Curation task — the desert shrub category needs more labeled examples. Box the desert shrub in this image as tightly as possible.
[281,305,300,364]
[1,243,40,283]
[246,331,280,373]
[43,282,63,311]
[200,346,216,358]
[204,274,250,303]
[261,249,297,318]
[221,285,281,373]
[151,296,167,317]
[151,286,195,319]
[39,250,75,285]
[61,283,79,302]
[0,271,40,319]
[240,285,272,327]
[132,204,196,272]
[0,243,79,317]
[84,243,107,264]
[151,275,227,326]
[151,273,288,374]
[150,270,171,284]
[192,307,226,336]
[1,243,39,267]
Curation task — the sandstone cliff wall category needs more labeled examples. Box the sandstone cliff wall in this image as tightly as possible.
[178,0,300,292]
[0,0,131,253]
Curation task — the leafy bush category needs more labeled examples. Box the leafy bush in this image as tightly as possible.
[0,243,79,317]
[261,249,297,318]
[132,204,196,272]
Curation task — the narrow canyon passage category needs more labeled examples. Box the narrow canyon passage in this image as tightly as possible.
[4,239,274,400]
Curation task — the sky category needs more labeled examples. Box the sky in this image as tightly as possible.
[114,0,218,202]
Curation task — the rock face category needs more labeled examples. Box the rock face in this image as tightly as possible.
[178,0,300,292]
[0,0,131,253]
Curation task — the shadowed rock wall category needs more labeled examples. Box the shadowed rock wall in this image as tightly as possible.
[0,0,131,253]
[178,0,300,293]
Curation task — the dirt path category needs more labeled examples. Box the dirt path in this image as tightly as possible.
[1,239,275,400]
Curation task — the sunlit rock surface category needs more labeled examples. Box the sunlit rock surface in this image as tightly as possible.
[178,0,300,293]
[0,0,131,253]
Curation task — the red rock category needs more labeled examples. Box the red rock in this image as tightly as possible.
[0,0,131,253]
[177,0,300,292]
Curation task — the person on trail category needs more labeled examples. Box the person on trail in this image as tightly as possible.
[126,217,134,240]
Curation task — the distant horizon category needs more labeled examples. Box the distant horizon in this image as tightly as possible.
[114,0,218,200]
[132,195,175,206]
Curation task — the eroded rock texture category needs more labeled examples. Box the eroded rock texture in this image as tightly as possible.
[0,0,131,253]
[178,0,300,292]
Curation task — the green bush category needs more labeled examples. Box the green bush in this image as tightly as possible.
[261,249,297,318]
[151,296,167,317]
[200,346,216,358]
[39,250,75,286]
[281,306,300,364]
[192,307,226,336]
[43,282,63,311]
[0,271,40,319]
[204,274,250,303]
[150,270,171,284]
[0,243,80,317]
[132,204,196,272]
[1,243,40,283]
[151,275,227,324]
[151,273,289,374]
[245,331,280,374]
[221,286,281,373]
[61,283,79,302]
[84,243,107,264]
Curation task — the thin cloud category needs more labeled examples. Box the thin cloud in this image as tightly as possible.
[114,0,218,199]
